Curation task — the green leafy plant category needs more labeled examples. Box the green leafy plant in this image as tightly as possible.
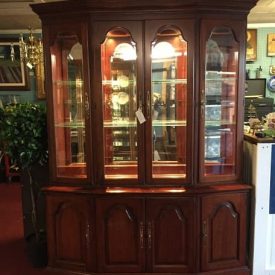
[0,103,48,242]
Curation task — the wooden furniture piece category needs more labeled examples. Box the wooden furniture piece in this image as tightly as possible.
[31,0,257,274]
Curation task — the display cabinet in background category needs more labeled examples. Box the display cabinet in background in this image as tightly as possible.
[32,0,257,274]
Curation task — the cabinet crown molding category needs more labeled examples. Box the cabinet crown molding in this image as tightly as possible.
[31,0,258,16]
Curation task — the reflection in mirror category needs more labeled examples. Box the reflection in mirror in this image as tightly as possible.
[51,33,87,178]
[101,28,138,179]
[151,27,187,179]
[204,27,238,177]
[67,42,85,163]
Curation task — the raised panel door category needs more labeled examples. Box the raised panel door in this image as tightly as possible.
[46,194,95,272]
[96,198,145,273]
[201,192,249,271]
[146,198,196,273]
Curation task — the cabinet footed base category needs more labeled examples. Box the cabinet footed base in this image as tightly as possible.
[46,266,251,275]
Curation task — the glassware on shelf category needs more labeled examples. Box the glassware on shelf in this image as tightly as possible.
[101,28,138,179]
[203,27,239,177]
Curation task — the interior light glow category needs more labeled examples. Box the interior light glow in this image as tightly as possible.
[113,43,137,61]
[151,41,182,59]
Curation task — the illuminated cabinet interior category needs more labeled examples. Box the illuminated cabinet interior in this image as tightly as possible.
[31,0,257,274]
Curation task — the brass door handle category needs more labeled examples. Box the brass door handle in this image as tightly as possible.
[147,90,151,119]
[147,221,152,249]
[139,222,145,249]
[85,92,90,119]
[202,220,207,245]
[201,89,205,116]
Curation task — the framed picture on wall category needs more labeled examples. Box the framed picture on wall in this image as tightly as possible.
[0,39,29,90]
[267,33,275,56]
[246,29,257,61]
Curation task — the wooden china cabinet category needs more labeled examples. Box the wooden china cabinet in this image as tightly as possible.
[31,0,257,274]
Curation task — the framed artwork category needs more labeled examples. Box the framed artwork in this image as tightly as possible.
[246,29,257,62]
[0,39,29,90]
[267,33,275,56]
[35,61,46,99]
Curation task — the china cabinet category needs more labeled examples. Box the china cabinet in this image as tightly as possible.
[31,0,257,274]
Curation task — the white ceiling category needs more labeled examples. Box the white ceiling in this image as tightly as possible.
[0,0,61,31]
[0,0,274,32]
[248,0,275,24]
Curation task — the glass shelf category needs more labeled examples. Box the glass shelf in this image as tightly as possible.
[205,121,235,127]
[152,79,187,84]
[104,120,137,128]
[102,80,136,86]
[55,121,85,128]
[103,119,187,128]
[152,120,187,127]
[53,79,83,85]
[206,70,236,76]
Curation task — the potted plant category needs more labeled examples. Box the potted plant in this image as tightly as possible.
[0,102,48,267]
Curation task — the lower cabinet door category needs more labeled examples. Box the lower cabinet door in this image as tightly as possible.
[46,194,95,272]
[146,198,196,273]
[96,197,145,273]
[201,192,249,272]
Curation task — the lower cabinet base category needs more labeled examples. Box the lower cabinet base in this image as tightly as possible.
[45,186,251,275]
[46,266,251,275]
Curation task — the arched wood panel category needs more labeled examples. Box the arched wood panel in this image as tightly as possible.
[96,198,145,273]
[201,192,248,271]
[146,198,195,273]
[46,195,94,272]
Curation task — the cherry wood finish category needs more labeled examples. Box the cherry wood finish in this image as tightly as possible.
[31,0,257,274]
[95,197,196,273]
[46,195,96,272]
[44,186,250,274]
[146,198,195,273]
[96,198,145,273]
[201,192,249,271]
[32,0,258,187]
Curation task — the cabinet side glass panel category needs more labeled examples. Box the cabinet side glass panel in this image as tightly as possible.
[203,27,238,176]
[101,28,138,179]
[151,28,187,179]
[51,34,87,178]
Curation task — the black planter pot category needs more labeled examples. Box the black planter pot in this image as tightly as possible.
[26,234,48,268]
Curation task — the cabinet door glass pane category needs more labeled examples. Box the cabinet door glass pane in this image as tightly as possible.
[101,28,138,179]
[151,28,187,179]
[51,33,87,178]
[203,27,238,176]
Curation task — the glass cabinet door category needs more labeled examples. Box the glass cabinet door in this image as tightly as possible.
[202,26,239,180]
[101,27,138,179]
[50,32,87,179]
[150,26,188,180]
